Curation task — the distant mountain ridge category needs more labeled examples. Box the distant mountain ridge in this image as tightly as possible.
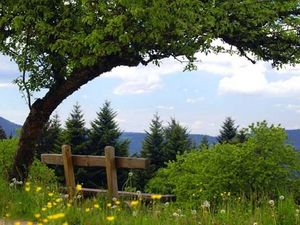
[1,116,299,154]
[0,116,21,137]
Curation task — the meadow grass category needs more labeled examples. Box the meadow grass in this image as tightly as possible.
[1,178,300,225]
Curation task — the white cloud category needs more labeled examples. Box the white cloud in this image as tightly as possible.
[156,105,174,110]
[0,82,15,88]
[286,104,300,113]
[186,97,205,104]
[103,58,184,95]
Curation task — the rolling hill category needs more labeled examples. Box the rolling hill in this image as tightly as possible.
[0,116,21,137]
[1,116,299,154]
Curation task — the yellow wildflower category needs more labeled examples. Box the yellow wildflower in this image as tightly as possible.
[55,198,63,203]
[115,200,120,205]
[107,203,112,208]
[85,208,90,212]
[42,219,48,223]
[76,184,82,191]
[47,202,53,208]
[36,187,42,192]
[106,216,115,222]
[25,186,30,192]
[41,207,47,211]
[151,194,162,200]
[5,213,10,218]
[37,223,43,225]
[94,204,99,208]
[67,203,72,208]
[62,222,68,225]
[26,222,33,225]
[47,213,65,220]
[48,192,54,197]
[25,182,30,186]
[34,213,41,218]
[130,200,139,207]
[14,221,21,225]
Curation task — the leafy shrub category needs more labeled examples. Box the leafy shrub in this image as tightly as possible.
[146,122,300,204]
[0,138,57,185]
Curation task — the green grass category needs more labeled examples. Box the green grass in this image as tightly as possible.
[1,179,300,225]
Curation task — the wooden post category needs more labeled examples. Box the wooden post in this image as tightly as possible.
[105,146,118,198]
[62,145,76,198]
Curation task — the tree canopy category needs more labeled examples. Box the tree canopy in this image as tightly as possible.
[1,0,299,180]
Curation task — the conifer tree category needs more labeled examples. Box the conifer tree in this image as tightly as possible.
[88,101,129,188]
[163,118,192,162]
[0,126,6,140]
[135,113,165,190]
[217,117,238,144]
[62,103,88,155]
[199,135,209,150]
[36,113,62,158]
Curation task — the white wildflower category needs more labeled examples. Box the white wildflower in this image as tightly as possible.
[201,200,210,209]
[279,195,284,200]
[269,200,275,207]
[220,209,226,214]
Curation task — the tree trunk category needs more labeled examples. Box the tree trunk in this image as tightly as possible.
[9,56,140,181]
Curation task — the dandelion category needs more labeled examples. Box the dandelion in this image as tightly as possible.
[26,222,33,225]
[191,210,197,215]
[173,212,180,217]
[85,208,90,212]
[220,209,226,214]
[296,209,300,214]
[201,200,210,209]
[115,200,120,205]
[5,213,10,218]
[48,192,54,197]
[106,216,115,222]
[76,184,82,191]
[47,202,53,208]
[41,207,47,211]
[25,186,30,192]
[36,187,42,192]
[128,172,133,177]
[279,195,285,200]
[269,200,275,207]
[14,221,21,225]
[62,222,68,225]
[131,200,139,207]
[253,222,258,225]
[151,194,162,200]
[34,213,41,219]
[107,203,112,208]
[67,203,72,208]
[94,204,99,208]
[47,213,65,220]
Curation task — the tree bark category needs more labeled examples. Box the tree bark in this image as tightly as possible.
[9,55,140,181]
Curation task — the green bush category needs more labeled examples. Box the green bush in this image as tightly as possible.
[0,138,57,185]
[146,122,300,204]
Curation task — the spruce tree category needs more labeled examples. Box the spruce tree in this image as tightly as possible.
[135,113,165,191]
[62,103,88,155]
[36,113,62,158]
[88,101,129,188]
[217,117,238,144]
[0,126,6,140]
[199,135,209,150]
[163,118,192,163]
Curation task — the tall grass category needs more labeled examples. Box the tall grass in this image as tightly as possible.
[1,178,300,225]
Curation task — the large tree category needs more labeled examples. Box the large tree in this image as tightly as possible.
[217,117,238,144]
[163,118,192,162]
[1,1,299,180]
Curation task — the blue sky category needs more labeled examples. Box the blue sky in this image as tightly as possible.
[1,49,300,136]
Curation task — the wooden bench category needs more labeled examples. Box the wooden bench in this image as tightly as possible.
[41,145,175,201]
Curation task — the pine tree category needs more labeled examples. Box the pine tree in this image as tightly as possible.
[163,118,192,162]
[134,113,165,191]
[36,113,62,158]
[217,117,238,144]
[88,101,129,188]
[62,103,88,155]
[199,135,209,150]
[236,128,248,143]
[0,125,6,140]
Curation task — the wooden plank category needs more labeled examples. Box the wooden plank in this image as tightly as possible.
[41,154,63,165]
[41,154,149,169]
[62,145,76,198]
[105,146,118,198]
